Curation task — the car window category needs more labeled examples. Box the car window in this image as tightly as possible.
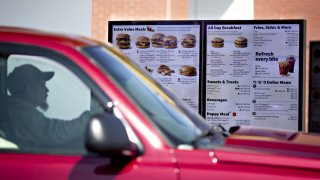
[84,46,204,146]
[8,55,91,120]
[0,52,104,155]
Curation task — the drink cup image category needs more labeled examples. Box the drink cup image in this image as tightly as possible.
[278,61,289,76]
[286,55,296,73]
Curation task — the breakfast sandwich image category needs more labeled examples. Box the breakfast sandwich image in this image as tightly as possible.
[234,36,248,48]
[211,37,224,48]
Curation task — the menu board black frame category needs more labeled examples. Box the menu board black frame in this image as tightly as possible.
[108,19,305,131]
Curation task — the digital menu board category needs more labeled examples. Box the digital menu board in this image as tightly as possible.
[109,20,305,131]
[108,21,202,113]
[309,41,320,133]
[204,20,305,131]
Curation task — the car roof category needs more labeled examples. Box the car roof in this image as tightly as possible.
[0,26,102,48]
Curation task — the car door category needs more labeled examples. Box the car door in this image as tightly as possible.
[0,43,144,179]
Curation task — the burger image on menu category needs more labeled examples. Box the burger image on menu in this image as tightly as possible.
[163,35,178,49]
[116,33,131,49]
[181,34,196,48]
[135,36,150,49]
[234,36,248,48]
[151,33,165,48]
[211,37,224,48]
[179,65,197,76]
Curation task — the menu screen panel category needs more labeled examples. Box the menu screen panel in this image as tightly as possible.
[109,20,305,131]
[204,21,304,131]
[309,41,320,133]
[109,21,202,113]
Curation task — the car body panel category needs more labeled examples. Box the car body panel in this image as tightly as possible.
[0,153,177,179]
[176,148,320,179]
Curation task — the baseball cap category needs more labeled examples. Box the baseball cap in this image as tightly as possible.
[7,64,54,82]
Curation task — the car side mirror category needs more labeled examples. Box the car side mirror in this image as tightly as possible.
[85,113,139,157]
[229,126,240,134]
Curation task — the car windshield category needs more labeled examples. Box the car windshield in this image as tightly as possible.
[82,46,225,148]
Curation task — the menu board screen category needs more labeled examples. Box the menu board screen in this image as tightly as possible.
[109,21,202,113]
[309,41,320,133]
[109,20,305,131]
[204,21,304,131]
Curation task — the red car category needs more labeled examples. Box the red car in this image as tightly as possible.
[0,26,319,180]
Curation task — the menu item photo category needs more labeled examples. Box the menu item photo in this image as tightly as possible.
[158,64,175,76]
[116,33,131,49]
[234,36,248,48]
[135,36,150,49]
[151,33,165,48]
[278,61,289,76]
[144,66,153,73]
[179,65,197,76]
[163,35,178,49]
[181,34,196,48]
[211,37,224,48]
[278,55,296,76]
[286,55,296,73]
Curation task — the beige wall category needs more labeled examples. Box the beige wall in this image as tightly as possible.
[254,0,320,42]
[92,0,319,45]
[92,0,188,42]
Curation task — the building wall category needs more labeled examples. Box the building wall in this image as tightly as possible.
[92,0,319,43]
[254,0,320,42]
[188,0,253,20]
[92,0,255,42]
[92,0,188,42]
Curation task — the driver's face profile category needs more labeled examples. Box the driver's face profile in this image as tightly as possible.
[28,80,50,110]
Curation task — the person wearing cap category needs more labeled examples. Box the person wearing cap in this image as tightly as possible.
[6,64,91,152]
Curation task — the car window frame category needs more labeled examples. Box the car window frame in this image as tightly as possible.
[0,42,141,155]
